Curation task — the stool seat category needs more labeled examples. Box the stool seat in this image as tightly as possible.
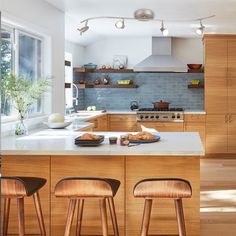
[134,178,192,198]
[1,176,47,197]
[55,177,120,198]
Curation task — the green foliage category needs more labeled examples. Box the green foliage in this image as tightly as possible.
[0,74,50,119]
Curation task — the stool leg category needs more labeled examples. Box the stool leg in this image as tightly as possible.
[140,199,152,236]
[3,198,11,236]
[107,197,119,236]
[99,198,108,236]
[17,197,25,236]
[33,191,46,236]
[64,199,77,236]
[76,199,84,236]
[174,199,186,236]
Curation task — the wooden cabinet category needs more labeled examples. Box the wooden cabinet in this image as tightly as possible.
[108,114,137,131]
[89,114,108,131]
[137,121,184,132]
[184,114,206,147]
[1,156,51,235]
[204,36,236,153]
[205,39,228,114]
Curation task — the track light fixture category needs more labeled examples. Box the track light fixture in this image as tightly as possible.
[160,21,169,36]
[78,20,89,36]
[77,9,215,36]
[196,20,205,35]
[115,19,125,29]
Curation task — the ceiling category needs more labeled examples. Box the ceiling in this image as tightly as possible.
[45,0,236,46]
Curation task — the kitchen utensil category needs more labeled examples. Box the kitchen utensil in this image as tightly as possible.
[74,135,104,146]
[128,135,161,144]
[83,63,97,69]
[130,101,139,111]
[44,121,72,129]
[152,100,170,109]
[187,64,202,70]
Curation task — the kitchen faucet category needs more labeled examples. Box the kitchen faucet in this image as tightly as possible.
[72,83,79,106]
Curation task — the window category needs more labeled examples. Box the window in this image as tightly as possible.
[1,24,44,118]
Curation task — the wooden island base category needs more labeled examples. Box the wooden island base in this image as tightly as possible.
[2,155,199,236]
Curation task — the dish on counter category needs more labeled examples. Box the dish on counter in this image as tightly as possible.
[75,133,105,146]
[44,121,72,129]
[127,131,161,143]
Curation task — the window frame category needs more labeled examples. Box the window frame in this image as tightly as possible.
[1,22,46,123]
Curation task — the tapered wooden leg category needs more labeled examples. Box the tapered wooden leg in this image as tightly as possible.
[99,198,108,236]
[140,199,152,236]
[33,191,46,236]
[3,198,11,236]
[76,199,84,236]
[107,197,119,236]
[17,197,25,236]
[64,199,77,236]
[175,199,186,236]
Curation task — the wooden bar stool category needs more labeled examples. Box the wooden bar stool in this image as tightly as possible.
[54,177,120,236]
[133,178,192,236]
[1,176,47,236]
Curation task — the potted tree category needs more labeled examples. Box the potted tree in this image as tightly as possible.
[1,74,50,135]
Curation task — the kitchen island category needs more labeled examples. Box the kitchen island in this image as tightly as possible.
[2,130,203,236]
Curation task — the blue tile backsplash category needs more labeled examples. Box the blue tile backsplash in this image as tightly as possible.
[74,72,204,111]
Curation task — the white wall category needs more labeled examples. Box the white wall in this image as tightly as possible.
[0,0,65,114]
[65,41,85,67]
[172,38,204,64]
[84,36,203,67]
[84,36,152,68]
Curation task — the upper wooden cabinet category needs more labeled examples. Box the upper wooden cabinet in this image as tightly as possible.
[205,37,236,114]
[228,41,236,113]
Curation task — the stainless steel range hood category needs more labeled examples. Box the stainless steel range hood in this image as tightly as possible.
[134,37,187,72]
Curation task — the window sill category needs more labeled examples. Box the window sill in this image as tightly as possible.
[1,114,48,137]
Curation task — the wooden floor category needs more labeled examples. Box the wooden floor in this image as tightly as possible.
[201,158,236,236]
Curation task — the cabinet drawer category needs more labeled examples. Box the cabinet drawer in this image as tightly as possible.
[109,114,137,122]
[137,122,184,132]
[184,114,206,122]
[109,121,137,132]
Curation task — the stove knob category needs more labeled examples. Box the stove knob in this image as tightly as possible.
[145,116,149,119]
[140,115,144,119]
[150,116,154,119]
[177,115,181,119]
[155,115,159,119]
[172,115,176,119]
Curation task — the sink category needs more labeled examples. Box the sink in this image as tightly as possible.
[68,114,91,118]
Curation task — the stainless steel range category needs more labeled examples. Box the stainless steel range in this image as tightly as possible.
[137,108,184,122]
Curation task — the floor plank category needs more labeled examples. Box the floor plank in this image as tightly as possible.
[201,159,236,235]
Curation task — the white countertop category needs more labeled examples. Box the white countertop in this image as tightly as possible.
[2,130,204,156]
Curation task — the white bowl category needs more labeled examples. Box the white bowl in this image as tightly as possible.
[44,121,72,129]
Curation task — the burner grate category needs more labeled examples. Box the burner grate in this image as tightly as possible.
[138,108,184,112]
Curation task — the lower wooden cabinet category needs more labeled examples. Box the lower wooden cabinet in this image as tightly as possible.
[89,114,108,131]
[206,115,228,153]
[1,156,51,236]
[108,114,137,131]
[226,114,236,153]
[184,114,206,148]
[137,122,184,132]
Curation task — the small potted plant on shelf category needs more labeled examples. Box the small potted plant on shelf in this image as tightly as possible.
[1,74,50,135]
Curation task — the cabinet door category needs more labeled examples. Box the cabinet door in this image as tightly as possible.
[1,156,51,235]
[228,114,236,153]
[228,40,236,113]
[205,40,228,114]
[97,115,108,131]
[206,115,228,153]
[137,122,184,132]
[109,115,137,131]
[184,122,205,147]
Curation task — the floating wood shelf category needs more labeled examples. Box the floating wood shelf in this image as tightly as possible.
[188,69,204,73]
[188,84,204,89]
[76,84,138,89]
[73,67,134,73]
